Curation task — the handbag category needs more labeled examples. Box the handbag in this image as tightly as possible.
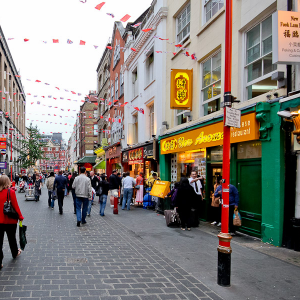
[52,189,57,200]
[233,209,242,226]
[96,184,103,196]
[135,185,140,190]
[3,189,19,219]
[19,221,27,250]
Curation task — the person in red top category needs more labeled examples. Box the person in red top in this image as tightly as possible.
[135,172,144,205]
[0,175,24,268]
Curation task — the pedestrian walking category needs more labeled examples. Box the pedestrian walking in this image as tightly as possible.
[53,170,67,214]
[46,172,55,208]
[109,170,121,205]
[120,172,127,205]
[214,180,239,235]
[98,175,109,216]
[72,167,92,227]
[14,173,19,186]
[122,172,136,210]
[34,172,43,202]
[188,171,203,226]
[0,175,24,268]
[69,172,78,214]
[176,177,196,231]
[87,171,100,216]
[135,172,144,206]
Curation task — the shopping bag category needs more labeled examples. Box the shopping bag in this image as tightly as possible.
[233,209,242,226]
[19,221,27,250]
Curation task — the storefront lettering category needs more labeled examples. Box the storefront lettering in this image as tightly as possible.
[194,131,223,146]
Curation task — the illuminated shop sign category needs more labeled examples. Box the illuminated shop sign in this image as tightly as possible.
[170,69,193,110]
[160,113,259,154]
[129,148,144,165]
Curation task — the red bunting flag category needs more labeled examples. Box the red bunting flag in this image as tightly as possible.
[79,40,86,45]
[71,91,76,94]
[95,2,105,10]
[120,14,131,22]
[142,28,152,32]
[2,97,5,100]
[35,80,41,82]
[15,75,21,78]
[55,87,60,90]
[106,46,112,50]
[24,38,29,42]
[131,48,137,52]
[175,44,182,48]
[53,39,59,43]
[173,52,177,55]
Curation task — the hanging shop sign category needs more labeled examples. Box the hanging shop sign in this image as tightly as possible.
[144,144,154,159]
[129,147,144,165]
[0,135,7,142]
[106,145,121,159]
[0,142,6,150]
[170,69,193,110]
[160,112,260,155]
[122,151,129,163]
[273,11,300,64]
[150,181,171,198]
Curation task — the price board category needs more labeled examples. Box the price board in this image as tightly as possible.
[150,181,171,198]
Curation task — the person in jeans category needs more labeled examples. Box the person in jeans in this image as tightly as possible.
[72,167,92,227]
[122,172,136,211]
[87,171,100,217]
[69,172,78,214]
[0,175,24,268]
[53,170,67,215]
[46,172,55,208]
[98,175,109,216]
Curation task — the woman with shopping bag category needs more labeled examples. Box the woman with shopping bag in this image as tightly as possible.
[0,175,24,268]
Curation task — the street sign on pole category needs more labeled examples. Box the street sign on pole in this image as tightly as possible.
[225,107,241,128]
[0,162,7,169]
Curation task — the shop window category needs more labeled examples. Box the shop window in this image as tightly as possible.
[204,0,224,24]
[149,104,154,138]
[115,75,119,99]
[246,16,277,100]
[146,51,154,85]
[176,2,190,45]
[202,51,221,116]
[177,110,188,125]
[237,141,262,159]
[132,68,138,98]
[210,146,223,161]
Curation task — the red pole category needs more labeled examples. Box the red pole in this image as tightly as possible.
[217,0,233,287]
[10,132,13,182]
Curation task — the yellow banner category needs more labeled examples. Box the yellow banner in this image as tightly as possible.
[160,113,260,154]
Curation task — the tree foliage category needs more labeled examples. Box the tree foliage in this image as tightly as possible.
[19,124,47,169]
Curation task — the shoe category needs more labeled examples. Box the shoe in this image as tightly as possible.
[74,212,76,214]
[211,221,217,225]
[77,221,81,227]
[87,214,90,217]
[59,212,63,215]
[82,221,87,224]
[181,228,185,231]
[52,207,54,210]
[230,232,236,236]
[217,222,221,227]
[187,228,191,231]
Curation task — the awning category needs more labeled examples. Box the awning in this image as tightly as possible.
[94,147,105,156]
[94,160,106,170]
[279,93,300,111]
[76,156,97,164]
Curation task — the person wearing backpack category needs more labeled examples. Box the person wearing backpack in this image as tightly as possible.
[98,175,109,216]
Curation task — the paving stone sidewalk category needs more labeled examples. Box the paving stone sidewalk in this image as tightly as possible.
[0,187,223,300]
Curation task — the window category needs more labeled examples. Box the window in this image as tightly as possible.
[146,52,154,85]
[149,105,154,138]
[111,117,122,144]
[202,51,221,116]
[204,0,224,23]
[176,110,188,125]
[111,82,114,103]
[133,115,138,144]
[113,43,120,68]
[246,16,277,100]
[176,3,190,44]
[115,75,119,99]
[94,124,98,136]
[120,71,124,96]
[132,68,138,98]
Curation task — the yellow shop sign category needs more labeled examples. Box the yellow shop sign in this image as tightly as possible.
[160,113,259,154]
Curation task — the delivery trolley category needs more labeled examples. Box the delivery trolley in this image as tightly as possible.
[25,185,35,201]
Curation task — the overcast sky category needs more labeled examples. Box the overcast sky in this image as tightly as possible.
[0,0,151,141]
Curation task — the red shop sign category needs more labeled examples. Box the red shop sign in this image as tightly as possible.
[129,147,144,165]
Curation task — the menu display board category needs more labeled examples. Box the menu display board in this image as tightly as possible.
[150,181,171,198]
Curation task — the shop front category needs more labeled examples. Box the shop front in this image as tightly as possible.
[105,144,121,176]
[122,142,158,180]
[76,156,97,172]
[93,147,106,174]
[159,111,264,238]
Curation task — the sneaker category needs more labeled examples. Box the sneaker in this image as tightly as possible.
[217,222,221,227]
[52,208,54,210]
[87,214,90,217]
[211,221,217,225]
[77,221,81,227]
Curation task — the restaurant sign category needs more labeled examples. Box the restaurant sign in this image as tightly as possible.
[170,69,193,110]
[273,11,300,64]
[129,147,144,165]
[160,113,259,154]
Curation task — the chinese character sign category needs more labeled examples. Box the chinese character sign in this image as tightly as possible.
[170,69,193,110]
[273,11,300,64]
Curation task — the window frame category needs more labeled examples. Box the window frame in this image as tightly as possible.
[120,71,124,96]
[115,74,119,99]
[204,0,224,24]
[149,104,154,138]
[176,2,191,45]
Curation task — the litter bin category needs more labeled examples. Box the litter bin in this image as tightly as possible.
[291,218,300,252]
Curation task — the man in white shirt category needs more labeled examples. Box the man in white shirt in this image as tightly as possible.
[122,172,136,210]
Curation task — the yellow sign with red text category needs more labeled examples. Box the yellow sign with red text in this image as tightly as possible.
[160,113,259,154]
[170,69,193,110]
[150,181,171,198]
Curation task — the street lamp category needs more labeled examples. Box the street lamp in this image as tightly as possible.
[9,128,14,182]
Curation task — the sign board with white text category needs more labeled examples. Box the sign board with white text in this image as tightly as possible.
[273,11,300,64]
[225,107,241,128]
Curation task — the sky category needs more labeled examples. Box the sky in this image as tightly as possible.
[0,0,152,141]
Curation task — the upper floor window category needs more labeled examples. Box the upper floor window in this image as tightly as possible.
[120,71,124,96]
[204,0,224,23]
[132,68,138,98]
[111,82,114,103]
[246,16,277,100]
[115,75,119,99]
[146,51,154,85]
[177,110,188,125]
[202,51,221,115]
[111,117,122,144]
[94,124,98,136]
[113,43,120,68]
[149,104,155,138]
[176,3,190,45]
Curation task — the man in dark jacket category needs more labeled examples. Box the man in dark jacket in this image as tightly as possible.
[109,170,120,207]
[214,181,239,235]
[54,170,67,214]
[87,171,100,216]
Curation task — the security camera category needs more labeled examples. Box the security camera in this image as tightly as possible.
[277,111,292,118]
